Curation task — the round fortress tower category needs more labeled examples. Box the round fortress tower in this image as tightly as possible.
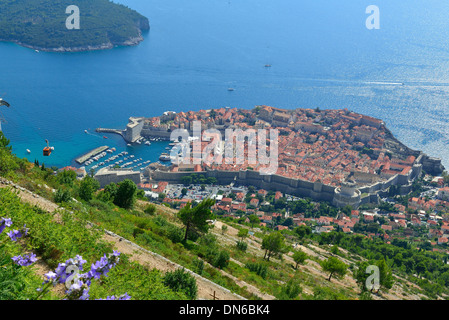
[333,179,361,208]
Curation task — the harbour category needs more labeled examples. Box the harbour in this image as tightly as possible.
[75,146,109,165]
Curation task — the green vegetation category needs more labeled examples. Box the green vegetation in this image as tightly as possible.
[292,250,308,269]
[163,268,198,300]
[0,130,447,301]
[262,232,286,261]
[181,173,217,186]
[0,0,149,50]
[0,188,186,300]
[178,198,215,241]
[320,257,348,282]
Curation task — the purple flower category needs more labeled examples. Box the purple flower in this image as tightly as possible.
[83,252,121,281]
[97,293,131,300]
[118,293,131,300]
[79,288,90,300]
[43,256,87,285]
[0,217,12,234]
[7,230,22,242]
[11,253,37,267]
[6,225,28,242]
[44,271,57,281]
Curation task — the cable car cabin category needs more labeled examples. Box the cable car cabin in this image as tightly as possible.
[43,147,52,156]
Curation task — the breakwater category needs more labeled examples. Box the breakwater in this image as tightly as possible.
[75,146,109,164]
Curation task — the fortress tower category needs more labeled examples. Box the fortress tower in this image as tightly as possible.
[333,180,361,208]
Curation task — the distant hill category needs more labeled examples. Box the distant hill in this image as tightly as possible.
[0,0,150,52]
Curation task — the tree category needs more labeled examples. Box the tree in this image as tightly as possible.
[354,261,371,293]
[292,250,308,269]
[56,169,77,187]
[249,215,260,228]
[261,232,285,261]
[181,188,188,197]
[178,198,215,241]
[415,261,427,278]
[237,228,249,240]
[181,175,192,186]
[79,176,100,202]
[355,259,394,295]
[282,217,294,227]
[113,179,137,209]
[294,225,312,240]
[320,256,348,281]
[0,132,11,150]
[375,259,394,292]
[98,182,118,202]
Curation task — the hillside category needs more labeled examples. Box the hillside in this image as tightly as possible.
[0,0,150,52]
[0,131,448,301]
[0,176,439,301]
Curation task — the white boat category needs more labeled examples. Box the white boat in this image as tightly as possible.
[26,149,31,154]
[159,153,171,161]
[84,130,88,133]
[145,141,151,146]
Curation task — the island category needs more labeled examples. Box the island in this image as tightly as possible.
[0,0,150,52]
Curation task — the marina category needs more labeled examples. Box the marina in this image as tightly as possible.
[73,131,174,175]
[75,146,109,165]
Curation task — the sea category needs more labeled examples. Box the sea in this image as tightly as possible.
[2,0,449,171]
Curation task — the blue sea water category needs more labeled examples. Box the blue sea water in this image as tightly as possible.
[2,0,449,169]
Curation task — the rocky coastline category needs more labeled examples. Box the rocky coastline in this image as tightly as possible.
[0,17,149,53]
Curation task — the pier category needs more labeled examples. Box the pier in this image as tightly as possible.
[96,128,125,137]
[76,146,109,164]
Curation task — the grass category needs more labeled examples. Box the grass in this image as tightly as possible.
[0,187,187,300]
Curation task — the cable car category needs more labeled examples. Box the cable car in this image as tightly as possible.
[43,139,52,156]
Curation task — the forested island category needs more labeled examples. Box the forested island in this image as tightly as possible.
[0,0,150,52]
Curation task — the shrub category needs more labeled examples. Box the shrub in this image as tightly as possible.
[236,240,248,252]
[144,204,157,215]
[167,226,184,244]
[54,188,71,203]
[193,258,204,275]
[163,268,198,300]
[212,250,230,270]
[245,262,268,279]
[277,279,302,300]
